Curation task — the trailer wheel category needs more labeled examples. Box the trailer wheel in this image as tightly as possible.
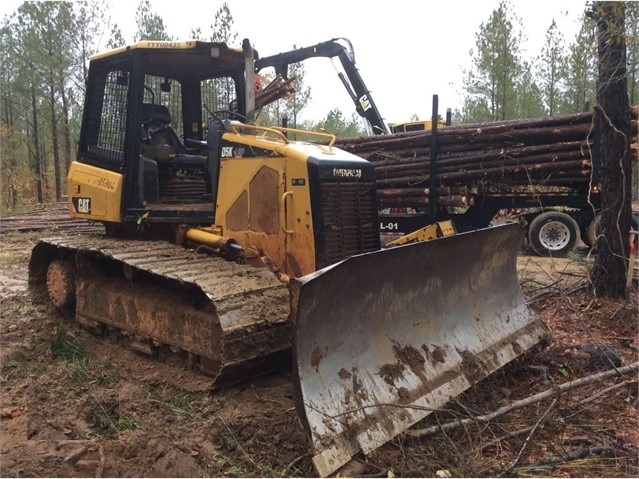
[528,211,579,257]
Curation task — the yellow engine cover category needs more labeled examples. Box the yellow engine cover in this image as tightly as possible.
[216,150,316,278]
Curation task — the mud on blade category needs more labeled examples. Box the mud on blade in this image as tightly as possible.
[289,223,550,477]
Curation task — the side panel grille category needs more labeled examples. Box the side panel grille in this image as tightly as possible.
[318,180,380,268]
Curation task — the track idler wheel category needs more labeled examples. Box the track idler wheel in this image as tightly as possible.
[46,260,75,311]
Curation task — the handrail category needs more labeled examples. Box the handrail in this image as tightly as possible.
[225,121,290,144]
[224,121,336,147]
[280,191,294,234]
[271,126,336,146]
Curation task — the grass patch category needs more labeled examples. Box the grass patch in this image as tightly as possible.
[49,329,119,385]
[85,393,122,439]
[566,249,588,264]
[219,420,278,477]
[159,391,197,415]
[50,329,92,362]
[86,395,142,438]
[118,418,140,431]
[148,383,199,417]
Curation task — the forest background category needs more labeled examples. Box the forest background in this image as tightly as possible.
[0,0,638,211]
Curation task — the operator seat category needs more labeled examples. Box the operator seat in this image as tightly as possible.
[139,103,211,205]
[141,103,187,157]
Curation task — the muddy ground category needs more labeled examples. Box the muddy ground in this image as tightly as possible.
[0,220,637,477]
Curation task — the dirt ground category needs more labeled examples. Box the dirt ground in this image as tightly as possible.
[0,224,637,477]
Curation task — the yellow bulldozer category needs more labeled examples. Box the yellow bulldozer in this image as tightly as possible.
[28,39,549,477]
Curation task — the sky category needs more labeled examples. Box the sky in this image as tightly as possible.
[3,0,590,126]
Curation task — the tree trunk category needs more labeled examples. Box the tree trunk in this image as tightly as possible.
[591,2,633,298]
[30,82,44,204]
[1,87,18,208]
[49,80,62,202]
[61,80,72,174]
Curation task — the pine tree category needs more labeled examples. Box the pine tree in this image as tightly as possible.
[0,17,21,208]
[315,109,366,138]
[462,0,524,121]
[106,24,126,51]
[515,60,545,118]
[565,15,597,112]
[209,2,238,46]
[281,61,311,129]
[588,2,633,298]
[135,0,172,41]
[537,20,568,115]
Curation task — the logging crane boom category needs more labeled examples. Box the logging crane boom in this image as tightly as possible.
[255,37,390,134]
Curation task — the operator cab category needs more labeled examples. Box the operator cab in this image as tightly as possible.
[74,40,254,228]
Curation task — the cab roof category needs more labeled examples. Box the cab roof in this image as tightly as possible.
[89,40,256,80]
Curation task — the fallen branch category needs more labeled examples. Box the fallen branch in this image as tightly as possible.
[517,446,615,469]
[481,425,538,452]
[63,445,87,464]
[405,361,639,438]
[503,398,558,474]
[567,379,637,415]
[280,452,311,476]
[524,279,589,303]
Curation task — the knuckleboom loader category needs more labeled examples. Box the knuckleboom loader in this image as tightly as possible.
[28,39,549,476]
[255,37,390,135]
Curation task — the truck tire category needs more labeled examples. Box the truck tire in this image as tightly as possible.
[528,211,579,257]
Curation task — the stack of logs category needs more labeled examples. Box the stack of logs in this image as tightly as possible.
[335,106,639,209]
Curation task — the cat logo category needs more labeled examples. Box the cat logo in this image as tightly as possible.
[358,94,372,112]
[74,197,91,214]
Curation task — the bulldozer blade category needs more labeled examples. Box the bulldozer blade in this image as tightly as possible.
[289,222,550,477]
